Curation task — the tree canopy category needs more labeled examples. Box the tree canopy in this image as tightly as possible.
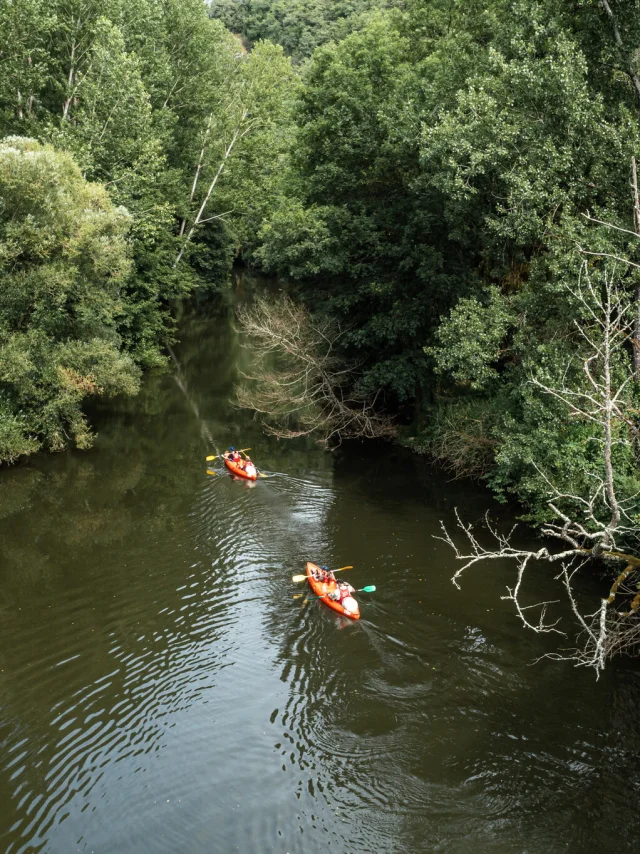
[0,0,296,461]
[209,0,404,63]
[249,0,640,513]
[0,137,139,459]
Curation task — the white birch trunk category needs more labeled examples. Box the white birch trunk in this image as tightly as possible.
[179,112,214,238]
[174,112,247,267]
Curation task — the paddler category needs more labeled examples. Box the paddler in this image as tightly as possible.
[243,456,257,478]
[329,581,358,615]
[226,446,241,463]
[315,565,335,584]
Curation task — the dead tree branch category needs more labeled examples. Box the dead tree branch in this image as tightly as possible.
[235,295,396,445]
[440,263,640,676]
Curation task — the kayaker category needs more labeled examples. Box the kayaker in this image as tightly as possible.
[243,457,257,478]
[330,581,358,614]
[226,446,241,463]
[316,565,335,584]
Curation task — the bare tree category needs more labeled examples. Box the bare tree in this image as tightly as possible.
[440,263,640,675]
[235,295,396,445]
[580,157,640,378]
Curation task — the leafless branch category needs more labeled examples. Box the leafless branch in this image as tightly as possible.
[235,295,396,445]
[439,261,640,676]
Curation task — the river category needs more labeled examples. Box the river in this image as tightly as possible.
[1,289,639,854]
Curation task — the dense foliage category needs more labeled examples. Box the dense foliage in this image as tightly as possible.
[0,137,139,460]
[209,0,403,62]
[245,0,640,520]
[0,0,296,460]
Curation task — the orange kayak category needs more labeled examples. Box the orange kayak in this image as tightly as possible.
[306,562,360,620]
[224,455,258,481]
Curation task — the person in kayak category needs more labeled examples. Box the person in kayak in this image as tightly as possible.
[315,565,335,584]
[226,446,241,463]
[242,456,257,478]
[329,581,358,614]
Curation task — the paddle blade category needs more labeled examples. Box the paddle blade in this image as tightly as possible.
[205,455,217,461]
[206,469,217,476]
[292,593,305,600]
[258,472,268,478]
[291,574,307,583]
[361,585,376,593]
[333,565,353,573]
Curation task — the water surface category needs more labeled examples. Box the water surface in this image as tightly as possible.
[1,294,639,853]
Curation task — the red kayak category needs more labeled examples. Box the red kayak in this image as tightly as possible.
[306,562,360,620]
[223,454,258,481]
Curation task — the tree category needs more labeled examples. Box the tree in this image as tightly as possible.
[0,0,54,127]
[256,13,449,405]
[209,0,404,63]
[174,40,297,267]
[441,262,640,675]
[235,295,396,443]
[0,137,140,461]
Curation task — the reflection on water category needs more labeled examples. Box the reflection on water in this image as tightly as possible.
[1,293,640,853]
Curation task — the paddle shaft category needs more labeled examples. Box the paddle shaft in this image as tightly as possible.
[304,586,375,601]
[291,565,353,583]
[206,447,251,462]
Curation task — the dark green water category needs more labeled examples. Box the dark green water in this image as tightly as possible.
[1,294,639,854]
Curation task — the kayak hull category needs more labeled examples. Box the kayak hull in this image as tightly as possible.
[306,562,360,620]
[224,456,258,480]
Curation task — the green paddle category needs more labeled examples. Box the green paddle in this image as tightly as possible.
[294,585,376,601]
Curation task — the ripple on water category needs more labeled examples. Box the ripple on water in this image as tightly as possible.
[0,454,347,854]
[4,429,640,853]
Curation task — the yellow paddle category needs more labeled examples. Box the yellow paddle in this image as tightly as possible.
[206,447,251,462]
[291,565,353,583]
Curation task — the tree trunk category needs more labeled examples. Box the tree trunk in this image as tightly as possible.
[602,289,621,542]
[62,37,77,120]
[174,115,247,267]
[179,113,214,238]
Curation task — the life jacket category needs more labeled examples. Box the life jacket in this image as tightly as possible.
[335,584,351,603]
[245,462,257,477]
